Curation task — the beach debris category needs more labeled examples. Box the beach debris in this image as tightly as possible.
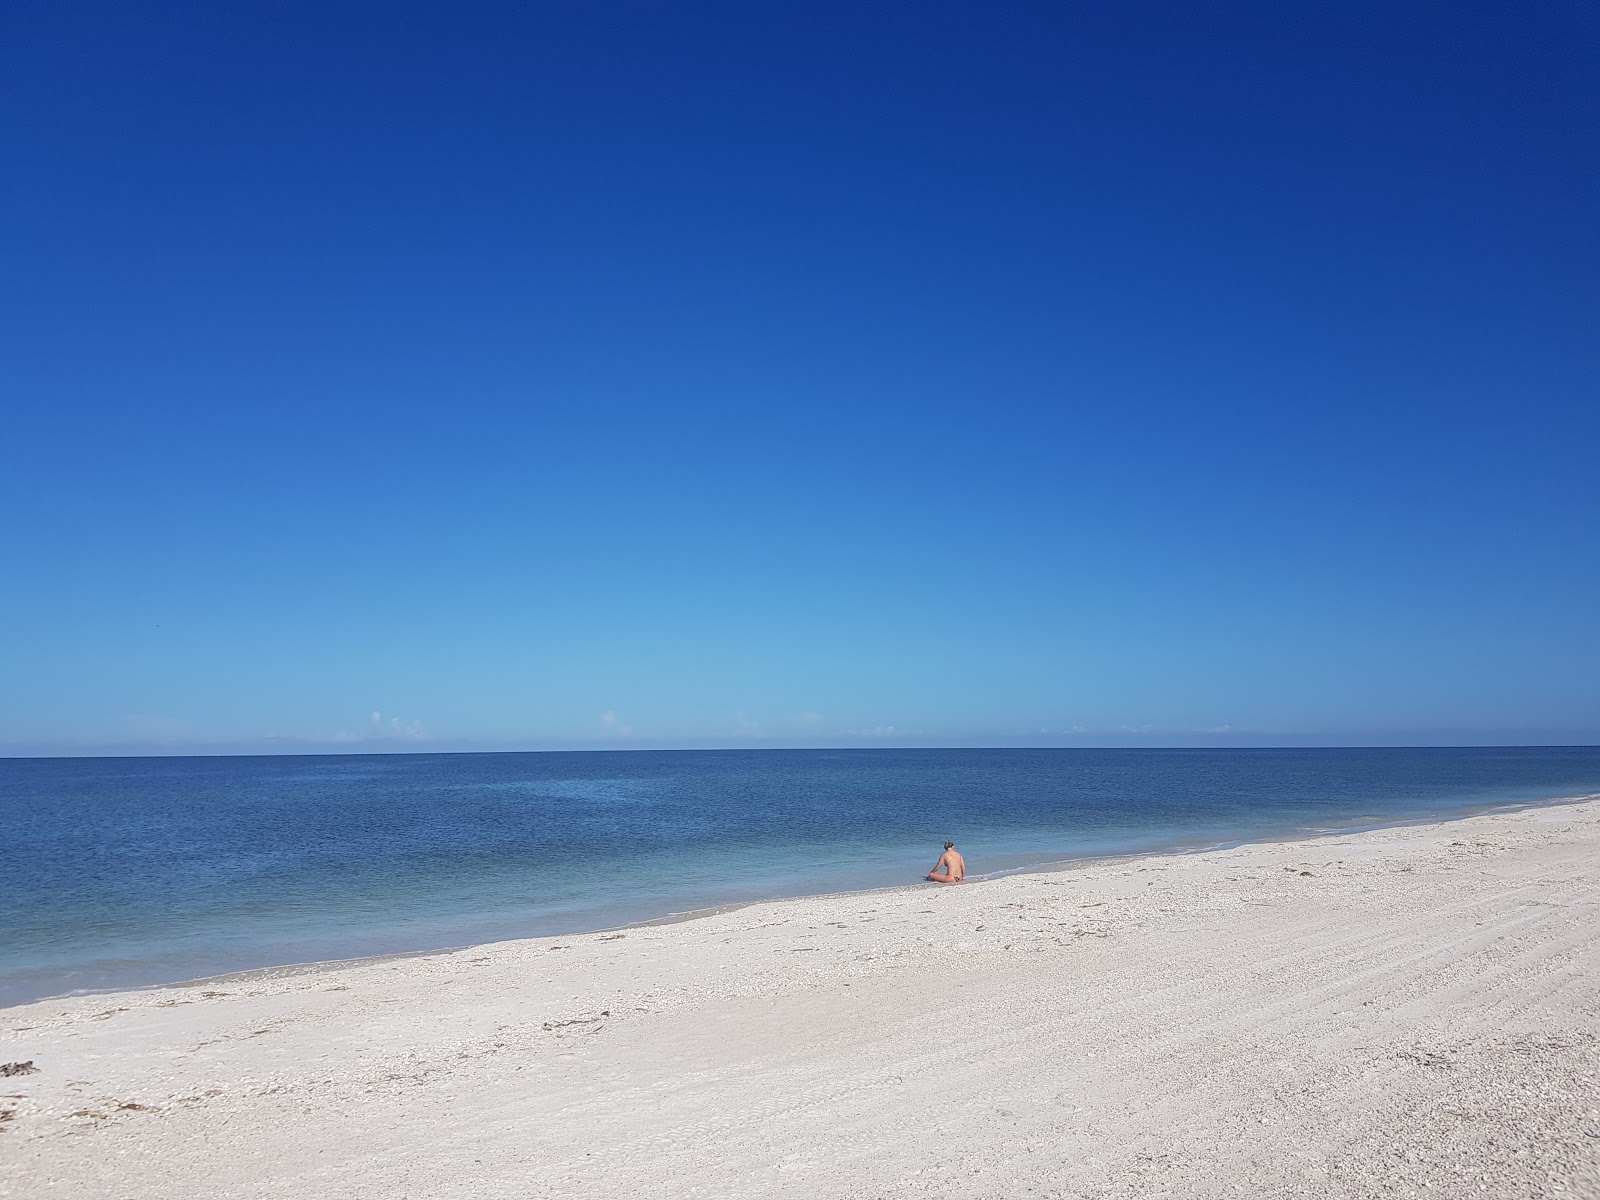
[0,1063,38,1078]
[1399,1049,1451,1069]
[1300,871,1314,876]
[114,1101,158,1112]
[201,991,232,999]
[597,933,626,941]
[543,1018,596,1030]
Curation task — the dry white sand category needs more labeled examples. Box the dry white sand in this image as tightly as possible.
[4,800,1599,1199]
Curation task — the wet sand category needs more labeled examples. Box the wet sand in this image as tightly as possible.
[4,799,1598,1198]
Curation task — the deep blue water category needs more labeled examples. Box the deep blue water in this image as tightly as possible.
[4,746,1599,1007]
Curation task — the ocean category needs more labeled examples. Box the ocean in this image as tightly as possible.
[4,746,1598,1007]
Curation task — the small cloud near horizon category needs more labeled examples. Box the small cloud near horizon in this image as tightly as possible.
[326,712,427,742]
[846,725,919,739]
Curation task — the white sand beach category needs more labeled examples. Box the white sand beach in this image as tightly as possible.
[4,800,1598,1199]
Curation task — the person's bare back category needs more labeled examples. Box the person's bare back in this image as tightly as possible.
[927,840,965,883]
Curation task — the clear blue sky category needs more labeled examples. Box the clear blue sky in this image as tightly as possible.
[4,2,1597,754]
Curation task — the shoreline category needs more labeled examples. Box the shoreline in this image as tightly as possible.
[5,796,1598,1197]
[12,788,1599,1012]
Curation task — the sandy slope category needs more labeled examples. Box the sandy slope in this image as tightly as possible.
[3,800,1599,1199]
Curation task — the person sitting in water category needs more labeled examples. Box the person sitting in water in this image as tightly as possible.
[927,840,966,884]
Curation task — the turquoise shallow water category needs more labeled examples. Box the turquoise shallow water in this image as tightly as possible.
[4,746,1599,1006]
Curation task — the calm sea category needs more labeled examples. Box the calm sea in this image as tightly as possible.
[4,746,1599,1007]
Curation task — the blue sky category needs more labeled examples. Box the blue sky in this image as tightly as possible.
[3,1,1597,754]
